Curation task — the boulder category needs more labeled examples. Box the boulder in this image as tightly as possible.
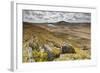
[61,43,76,54]
[43,44,61,61]
[43,44,55,61]
[47,52,55,61]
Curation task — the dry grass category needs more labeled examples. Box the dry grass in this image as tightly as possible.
[22,22,91,62]
[54,47,90,61]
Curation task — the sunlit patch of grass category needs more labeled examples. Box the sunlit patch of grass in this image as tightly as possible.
[74,47,90,59]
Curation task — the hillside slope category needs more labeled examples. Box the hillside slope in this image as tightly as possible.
[23,22,91,62]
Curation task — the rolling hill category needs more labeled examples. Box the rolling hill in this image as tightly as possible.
[22,21,91,62]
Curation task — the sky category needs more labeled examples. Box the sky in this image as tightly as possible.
[23,10,91,23]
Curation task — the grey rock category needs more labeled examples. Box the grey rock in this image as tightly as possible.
[61,43,76,53]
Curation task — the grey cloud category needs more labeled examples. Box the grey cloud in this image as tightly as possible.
[23,10,91,23]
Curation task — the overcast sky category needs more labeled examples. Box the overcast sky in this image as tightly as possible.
[23,10,91,23]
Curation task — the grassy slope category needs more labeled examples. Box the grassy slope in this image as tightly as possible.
[23,22,91,62]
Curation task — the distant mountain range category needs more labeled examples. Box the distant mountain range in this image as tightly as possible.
[24,21,90,25]
[53,21,90,27]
